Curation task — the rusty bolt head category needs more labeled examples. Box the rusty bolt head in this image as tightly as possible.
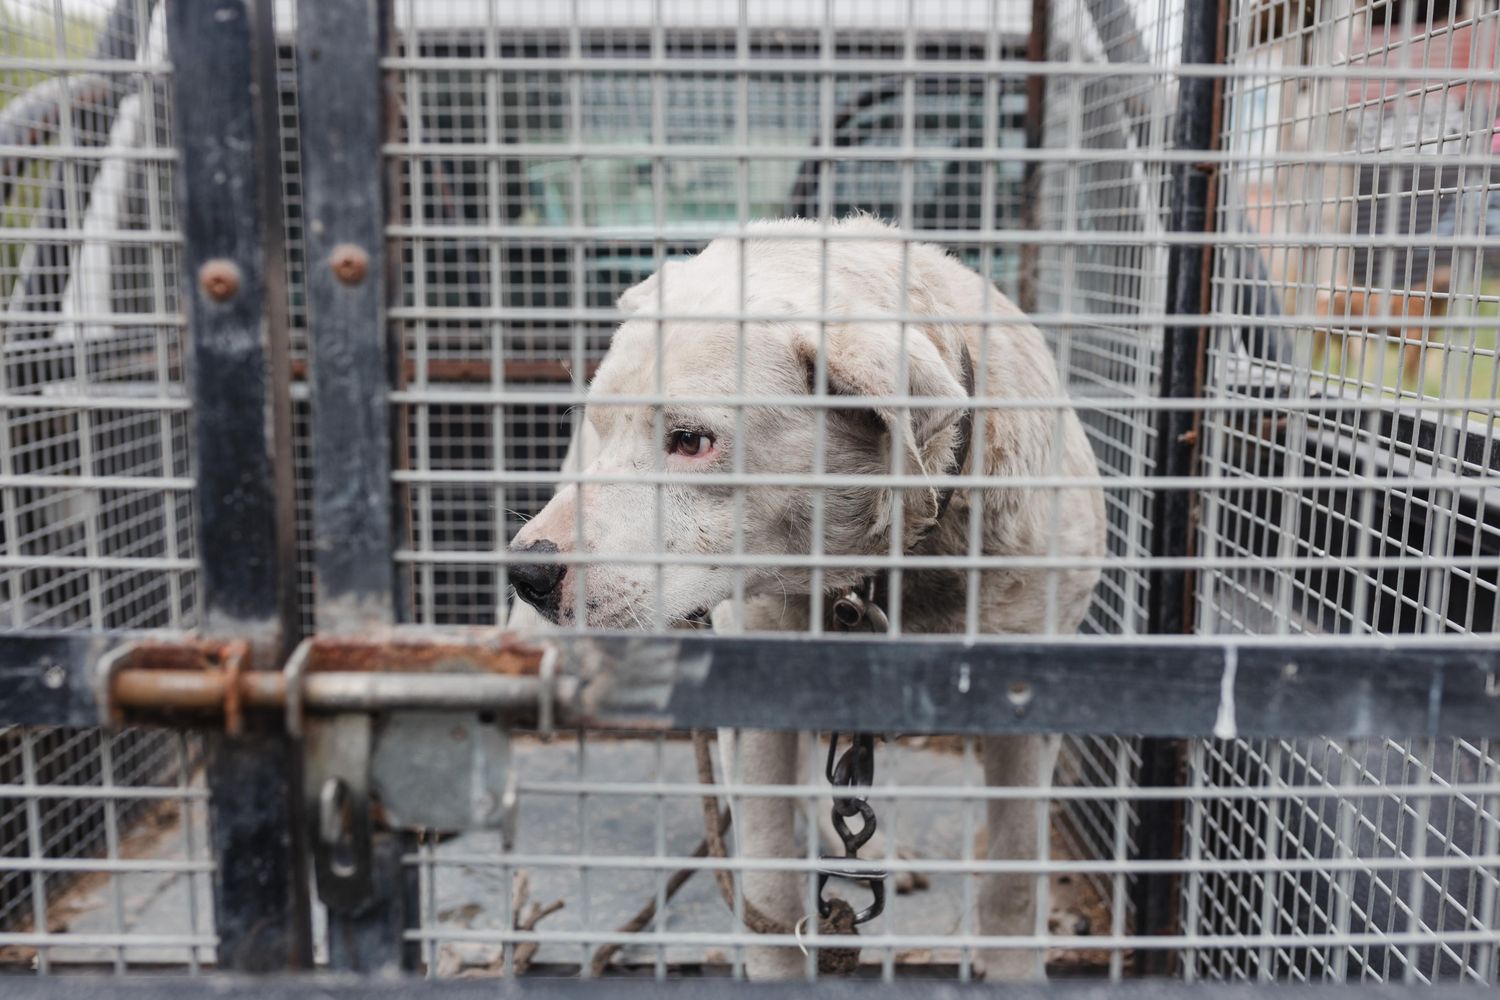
[329,243,369,286]
[198,259,241,302]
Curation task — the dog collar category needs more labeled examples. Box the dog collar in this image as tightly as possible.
[830,340,976,633]
[931,341,976,528]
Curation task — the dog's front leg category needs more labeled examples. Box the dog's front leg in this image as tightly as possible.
[979,733,1058,981]
[717,727,806,979]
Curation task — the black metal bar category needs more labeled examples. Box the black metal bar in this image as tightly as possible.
[295,0,399,631]
[167,0,311,972]
[1135,0,1226,975]
[4,631,1500,738]
[0,632,113,726]
[1017,0,1048,314]
[5,978,1500,999]
[568,633,1500,739]
[293,0,415,972]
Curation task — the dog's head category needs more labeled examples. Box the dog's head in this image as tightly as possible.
[508,218,974,629]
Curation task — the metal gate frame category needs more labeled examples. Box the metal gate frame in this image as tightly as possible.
[4,0,1500,986]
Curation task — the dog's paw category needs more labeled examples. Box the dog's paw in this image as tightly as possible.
[973,953,1048,982]
[892,848,931,895]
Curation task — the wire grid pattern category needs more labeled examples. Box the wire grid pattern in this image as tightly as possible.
[384,0,1133,981]
[0,725,212,972]
[268,11,321,638]
[2,0,1500,986]
[1,0,212,974]
[411,728,1141,980]
[1188,0,1500,983]
[1032,0,1184,937]
[388,0,1032,625]
[1035,0,1174,640]
[0,0,196,633]
[381,0,1500,983]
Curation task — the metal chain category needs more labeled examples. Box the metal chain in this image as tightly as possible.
[821,584,890,925]
[818,731,886,925]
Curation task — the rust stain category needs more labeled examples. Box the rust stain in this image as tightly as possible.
[113,669,228,711]
[108,632,547,724]
[109,639,252,723]
[305,630,545,677]
[220,639,250,736]
[119,640,221,672]
[290,358,599,384]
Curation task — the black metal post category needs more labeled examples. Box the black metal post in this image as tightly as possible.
[1134,0,1225,976]
[1018,0,1049,315]
[166,0,311,972]
[294,0,417,973]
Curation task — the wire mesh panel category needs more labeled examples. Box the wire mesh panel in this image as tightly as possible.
[1189,0,1500,983]
[381,0,1131,982]
[4,0,1500,988]
[0,0,194,633]
[387,1,1036,626]
[1036,0,1176,640]
[1,0,212,973]
[1031,0,1191,939]
[0,726,212,972]
[365,0,1500,985]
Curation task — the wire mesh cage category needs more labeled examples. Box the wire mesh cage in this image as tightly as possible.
[0,0,209,974]
[1,0,1500,990]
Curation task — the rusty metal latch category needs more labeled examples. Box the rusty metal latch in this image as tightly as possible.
[95,629,565,734]
[94,630,559,918]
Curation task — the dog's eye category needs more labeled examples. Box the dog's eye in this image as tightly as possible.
[667,429,715,458]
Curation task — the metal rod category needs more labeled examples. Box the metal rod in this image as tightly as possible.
[377,140,1500,170]
[380,219,1500,248]
[375,52,1500,83]
[300,673,546,712]
[1135,0,1225,971]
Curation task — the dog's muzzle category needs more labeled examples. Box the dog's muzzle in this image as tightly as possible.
[509,540,565,620]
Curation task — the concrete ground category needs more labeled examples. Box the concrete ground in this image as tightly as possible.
[39,739,1110,976]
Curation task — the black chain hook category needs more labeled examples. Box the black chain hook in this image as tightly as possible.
[818,731,886,925]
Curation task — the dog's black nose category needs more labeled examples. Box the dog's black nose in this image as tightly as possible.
[509,540,565,613]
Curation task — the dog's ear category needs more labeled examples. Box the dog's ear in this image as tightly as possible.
[616,262,683,316]
[794,324,968,473]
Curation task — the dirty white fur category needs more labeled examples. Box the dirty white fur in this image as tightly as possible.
[509,216,1106,980]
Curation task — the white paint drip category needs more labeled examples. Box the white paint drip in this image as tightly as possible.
[1213,646,1239,740]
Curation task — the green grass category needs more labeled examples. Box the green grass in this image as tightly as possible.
[1,2,102,296]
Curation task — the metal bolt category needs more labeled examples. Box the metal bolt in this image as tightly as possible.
[1006,680,1034,715]
[198,259,241,302]
[329,243,369,286]
[42,664,65,690]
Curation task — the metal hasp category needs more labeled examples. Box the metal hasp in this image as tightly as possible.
[293,635,524,971]
[1136,0,1227,974]
[95,631,557,728]
[93,629,540,972]
[165,0,309,973]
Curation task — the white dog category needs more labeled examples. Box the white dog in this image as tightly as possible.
[508,216,1106,979]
